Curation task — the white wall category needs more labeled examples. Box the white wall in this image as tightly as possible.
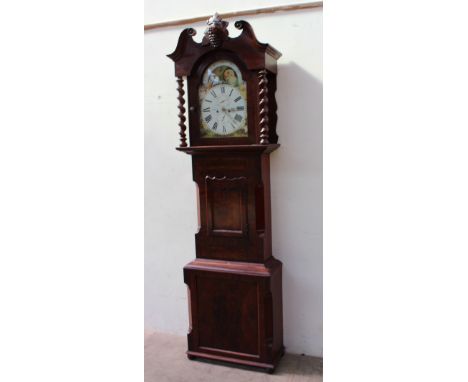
[145,0,319,24]
[145,4,322,357]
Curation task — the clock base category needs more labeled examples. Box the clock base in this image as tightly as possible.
[184,258,284,372]
[186,346,285,373]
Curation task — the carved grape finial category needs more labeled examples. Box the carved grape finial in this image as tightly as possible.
[202,13,229,48]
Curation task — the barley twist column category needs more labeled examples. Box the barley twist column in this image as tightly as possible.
[258,69,269,145]
[176,76,187,147]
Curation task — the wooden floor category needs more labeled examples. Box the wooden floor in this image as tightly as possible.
[145,331,323,382]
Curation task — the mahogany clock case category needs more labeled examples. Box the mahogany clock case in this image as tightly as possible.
[168,15,284,372]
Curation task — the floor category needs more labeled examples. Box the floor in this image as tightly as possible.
[145,331,323,382]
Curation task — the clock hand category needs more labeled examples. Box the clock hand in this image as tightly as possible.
[223,111,236,124]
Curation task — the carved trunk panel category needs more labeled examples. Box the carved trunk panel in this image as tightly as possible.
[193,152,268,262]
[206,176,248,237]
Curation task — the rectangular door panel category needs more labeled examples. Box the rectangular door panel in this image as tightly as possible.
[196,274,259,357]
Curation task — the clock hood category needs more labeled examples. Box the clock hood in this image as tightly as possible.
[167,17,281,77]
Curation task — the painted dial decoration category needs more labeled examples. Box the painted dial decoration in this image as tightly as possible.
[199,60,248,137]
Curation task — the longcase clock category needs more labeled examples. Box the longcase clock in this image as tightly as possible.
[167,14,284,372]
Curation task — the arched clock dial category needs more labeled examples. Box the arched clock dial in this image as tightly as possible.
[198,60,248,138]
[200,84,247,136]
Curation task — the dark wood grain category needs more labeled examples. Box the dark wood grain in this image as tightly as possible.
[184,258,284,371]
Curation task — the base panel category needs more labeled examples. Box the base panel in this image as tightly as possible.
[184,258,284,372]
[186,346,285,372]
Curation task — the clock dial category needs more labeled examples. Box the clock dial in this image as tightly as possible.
[200,84,247,136]
[199,60,248,138]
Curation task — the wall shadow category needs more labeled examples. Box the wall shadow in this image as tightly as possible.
[270,61,323,361]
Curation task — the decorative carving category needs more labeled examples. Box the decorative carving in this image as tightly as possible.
[234,20,245,28]
[186,27,197,36]
[168,19,281,77]
[167,28,197,64]
[258,69,269,145]
[205,175,249,237]
[176,76,187,147]
[202,13,229,48]
[235,20,282,60]
[234,20,258,45]
[205,175,247,182]
[268,74,279,143]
